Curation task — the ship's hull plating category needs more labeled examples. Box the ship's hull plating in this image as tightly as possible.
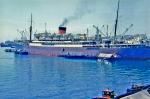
[24,45,150,60]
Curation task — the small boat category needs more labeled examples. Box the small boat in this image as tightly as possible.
[15,49,28,55]
[5,49,12,52]
[115,84,150,99]
[97,53,118,60]
[127,84,144,93]
[5,48,16,52]
[58,52,97,59]
[93,89,115,99]
[93,84,150,99]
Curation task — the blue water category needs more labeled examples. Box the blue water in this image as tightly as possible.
[0,48,150,99]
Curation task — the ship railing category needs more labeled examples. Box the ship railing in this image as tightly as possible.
[97,43,146,48]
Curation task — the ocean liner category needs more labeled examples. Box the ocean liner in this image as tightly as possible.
[22,0,150,60]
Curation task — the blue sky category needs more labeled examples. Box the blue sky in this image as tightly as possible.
[0,0,150,41]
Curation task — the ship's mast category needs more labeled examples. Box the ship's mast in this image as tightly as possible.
[106,25,109,38]
[29,14,32,43]
[86,28,89,41]
[114,0,120,43]
[45,22,47,33]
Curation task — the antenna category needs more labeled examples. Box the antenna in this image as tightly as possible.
[114,0,120,43]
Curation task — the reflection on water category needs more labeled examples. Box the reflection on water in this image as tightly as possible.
[0,48,150,98]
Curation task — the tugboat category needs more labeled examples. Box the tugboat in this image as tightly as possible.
[93,89,115,99]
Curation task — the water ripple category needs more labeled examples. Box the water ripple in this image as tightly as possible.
[0,48,150,98]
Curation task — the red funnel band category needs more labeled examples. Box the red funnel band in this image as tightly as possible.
[59,30,65,34]
[58,27,66,35]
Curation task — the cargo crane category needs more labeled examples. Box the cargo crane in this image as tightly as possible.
[93,25,106,42]
[93,25,101,42]
[121,24,133,35]
[101,25,110,38]
[17,29,28,41]
[121,24,133,39]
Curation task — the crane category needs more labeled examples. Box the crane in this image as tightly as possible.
[93,25,101,42]
[121,24,133,36]
[93,25,107,36]
[121,24,133,40]
[17,29,28,41]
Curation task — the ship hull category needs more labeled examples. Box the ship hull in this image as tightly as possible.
[24,45,150,60]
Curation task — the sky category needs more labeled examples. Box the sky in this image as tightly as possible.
[0,0,150,41]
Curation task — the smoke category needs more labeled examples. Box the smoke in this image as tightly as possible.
[59,0,99,27]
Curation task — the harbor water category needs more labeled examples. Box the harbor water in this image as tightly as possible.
[0,48,150,99]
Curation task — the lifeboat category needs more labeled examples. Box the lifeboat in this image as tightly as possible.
[97,53,118,60]
[93,89,115,99]
[15,49,28,55]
